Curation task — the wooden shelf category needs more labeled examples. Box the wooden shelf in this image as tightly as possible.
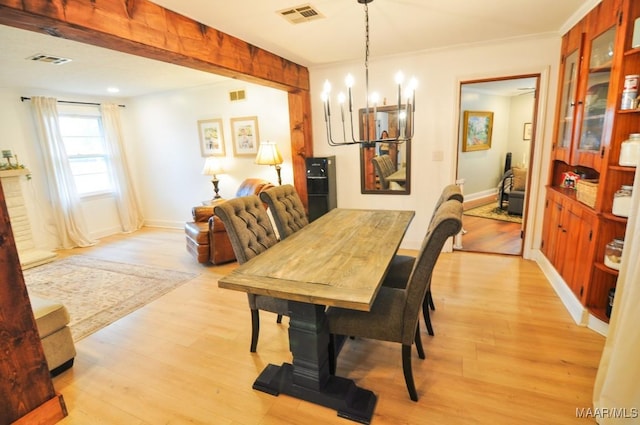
[543,0,638,333]
[609,165,637,172]
[601,212,628,223]
[594,261,620,276]
[623,46,640,56]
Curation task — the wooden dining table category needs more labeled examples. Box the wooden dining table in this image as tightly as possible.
[218,208,414,424]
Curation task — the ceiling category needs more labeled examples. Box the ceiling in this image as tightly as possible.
[0,0,594,98]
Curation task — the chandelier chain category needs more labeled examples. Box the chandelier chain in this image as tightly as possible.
[364,1,370,75]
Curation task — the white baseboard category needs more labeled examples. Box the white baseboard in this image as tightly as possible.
[533,251,608,336]
[90,225,123,240]
[143,219,184,230]
[534,251,588,325]
[464,189,497,203]
[587,314,610,337]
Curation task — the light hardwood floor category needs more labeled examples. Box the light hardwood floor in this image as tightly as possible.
[51,227,604,425]
[458,214,523,256]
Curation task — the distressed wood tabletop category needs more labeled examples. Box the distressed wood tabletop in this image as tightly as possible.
[218,208,414,311]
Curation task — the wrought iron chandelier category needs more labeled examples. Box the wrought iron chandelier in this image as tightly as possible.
[321,0,417,146]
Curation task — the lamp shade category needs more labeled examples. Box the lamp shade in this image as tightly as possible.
[202,157,224,176]
[255,142,283,166]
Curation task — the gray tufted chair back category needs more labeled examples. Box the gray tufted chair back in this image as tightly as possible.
[214,195,278,264]
[401,199,463,344]
[214,194,288,352]
[259,185,309,240]
[371,154,395,189]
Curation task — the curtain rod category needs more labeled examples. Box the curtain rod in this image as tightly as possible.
[20,97,125,108]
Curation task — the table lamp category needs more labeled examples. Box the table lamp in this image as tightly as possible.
[202,157,224,199]
[255,141,283,185]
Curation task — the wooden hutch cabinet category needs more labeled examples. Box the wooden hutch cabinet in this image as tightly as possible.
[543,0,639,323]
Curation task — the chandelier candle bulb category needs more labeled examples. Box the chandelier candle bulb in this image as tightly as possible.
[321,92,329,122]
[396,71,403,112]
[346,74,354,112]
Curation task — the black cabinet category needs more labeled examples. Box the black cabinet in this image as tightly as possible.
[306,156,337,222]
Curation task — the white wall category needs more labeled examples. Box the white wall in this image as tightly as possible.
[0,80,291,249]
[458,90,535,198]
[1,34,559,256]
[0,87,132,249]
[310,35,560,254]
[125,81,292,228]
[458,91,512,196]
[509,93,536,169]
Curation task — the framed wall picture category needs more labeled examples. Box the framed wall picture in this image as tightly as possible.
[462,111,493,152]
[523,122,533,140]
[198,119,225,157]
[230,116,259,156]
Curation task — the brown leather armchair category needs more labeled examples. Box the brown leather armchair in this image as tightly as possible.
[185,178,275,264]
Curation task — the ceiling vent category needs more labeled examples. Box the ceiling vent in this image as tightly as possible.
[278,4,324,24]
[229,89,246,102]
[27,53,72,65]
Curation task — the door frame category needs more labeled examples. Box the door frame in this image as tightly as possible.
[454,73,543,257]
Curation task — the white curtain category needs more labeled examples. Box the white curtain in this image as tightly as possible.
[593,164,640,423]
[31,96,96,248]
[100,104,144,232]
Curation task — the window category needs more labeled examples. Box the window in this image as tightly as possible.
[59,113,112,196]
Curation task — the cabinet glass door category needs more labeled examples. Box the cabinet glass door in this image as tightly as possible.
[579,27,616,152]
[556,49,580,151]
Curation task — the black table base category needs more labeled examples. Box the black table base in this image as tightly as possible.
[251,301,377,424]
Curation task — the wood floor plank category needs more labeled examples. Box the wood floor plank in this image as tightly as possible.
[50,227,604,424]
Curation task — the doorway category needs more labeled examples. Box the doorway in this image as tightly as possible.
[455,75,540,256]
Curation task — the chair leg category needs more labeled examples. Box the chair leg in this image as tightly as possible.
[422,300,435,336]
[414,324,425,359]
[402,344,419,402]
[427,290,435,311]
[276,314,283,324]
[250,309,260,353]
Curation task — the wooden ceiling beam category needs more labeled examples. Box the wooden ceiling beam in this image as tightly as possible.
[0,0,309,92]
[0,0,314,205]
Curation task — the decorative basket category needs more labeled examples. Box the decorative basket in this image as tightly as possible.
[576,179,598,208]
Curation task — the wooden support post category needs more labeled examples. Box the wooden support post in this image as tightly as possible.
[1,181,66,424]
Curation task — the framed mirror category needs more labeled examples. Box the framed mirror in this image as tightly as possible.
[359,105,411,194]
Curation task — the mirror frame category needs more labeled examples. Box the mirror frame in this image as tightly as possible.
[359,105,412,195]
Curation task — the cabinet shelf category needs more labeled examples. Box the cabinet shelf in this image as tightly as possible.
[594,262,620,276]
[609,165,637,172]
[623,46,640,57]
[589,65,612,73]
[602,212,628,223]
[544,0,638,331]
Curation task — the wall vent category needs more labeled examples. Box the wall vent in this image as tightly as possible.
[229,89,246,102]
[26,53,72,65]
[278,4,324,24]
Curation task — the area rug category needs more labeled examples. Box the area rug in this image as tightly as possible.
[464,202,522,224]
[23,256,198,341]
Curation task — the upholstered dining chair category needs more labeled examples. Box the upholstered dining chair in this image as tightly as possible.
[383,183,463,336]
[327,199,463,401]
[214,195,289,352]
[259,184,309,240]
[371,154,396,190]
